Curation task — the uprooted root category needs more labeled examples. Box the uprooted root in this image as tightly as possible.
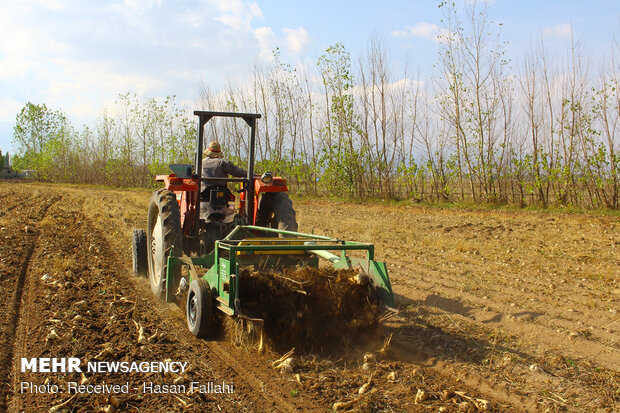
[237,267,379,353]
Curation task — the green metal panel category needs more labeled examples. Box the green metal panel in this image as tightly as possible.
[367,259,394,307]
[165,254,216,303]
[218,258,231,307]
[204,265,218,290]
[197,253,215,269]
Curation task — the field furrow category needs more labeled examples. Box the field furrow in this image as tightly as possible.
[1,183,617,412]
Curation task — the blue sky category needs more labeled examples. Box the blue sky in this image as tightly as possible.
[1,0,618,155]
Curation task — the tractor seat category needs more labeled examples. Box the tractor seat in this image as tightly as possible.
[201,184,235,208]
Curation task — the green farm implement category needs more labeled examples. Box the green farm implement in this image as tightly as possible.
[132,111,394,339]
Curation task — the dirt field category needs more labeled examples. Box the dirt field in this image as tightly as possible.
[0,182,617,412]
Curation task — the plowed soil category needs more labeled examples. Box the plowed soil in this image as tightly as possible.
[0,182,617,412]
[238,267,379,353]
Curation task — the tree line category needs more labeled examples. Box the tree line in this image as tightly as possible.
[0,150,7,170]
[10,2,619,209]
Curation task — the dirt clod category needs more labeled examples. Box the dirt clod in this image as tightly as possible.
[415,388,428,404]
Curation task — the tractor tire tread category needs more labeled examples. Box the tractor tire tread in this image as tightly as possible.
[147,189,183,301]
[271,192,298,232]
[132,229,147,277]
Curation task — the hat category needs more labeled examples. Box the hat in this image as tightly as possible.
[204,141,223,158]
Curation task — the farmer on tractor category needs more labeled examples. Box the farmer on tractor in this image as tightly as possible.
[201,140,246,221]
[201,141,246,189]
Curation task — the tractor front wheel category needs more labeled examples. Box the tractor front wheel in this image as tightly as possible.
[186,279,213,338]
[272,192,297,232]
[146,189,183,301]
[256,192,298,233]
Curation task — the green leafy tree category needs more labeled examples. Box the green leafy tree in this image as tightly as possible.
[317,43,366,197]
[14,103,62,154]
[13,102,73,179]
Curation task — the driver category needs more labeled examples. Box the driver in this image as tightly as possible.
[201,141,247,192]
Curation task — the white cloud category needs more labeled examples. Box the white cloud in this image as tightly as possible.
[283,27,310,55]
[0,1,268,118]
[21,0,67,11]
[350,77,424,99]
[0,98,23,123]
[543,23,572,38]
[391,22,452,43]
[254,26,312,61]
[390,78,424,91]
[123,0,162,12]
[212,0,263,31]
[0,0,317,151]
[254,26,277,61]
[410,22,441,39]
[45,59,166,119]
[0,5,70,60]
[391,30,410,38]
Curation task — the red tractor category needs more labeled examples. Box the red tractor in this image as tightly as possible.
[133,111,393,338]
[132,111,297,300]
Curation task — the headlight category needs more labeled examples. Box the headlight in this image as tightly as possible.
[261,171,273,184]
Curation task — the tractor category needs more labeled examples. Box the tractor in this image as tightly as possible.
[133,111,393,338]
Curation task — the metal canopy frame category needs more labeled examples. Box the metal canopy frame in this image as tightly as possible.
[194,111,262,234]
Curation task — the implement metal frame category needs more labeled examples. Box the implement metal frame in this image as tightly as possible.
[166,225,394,317]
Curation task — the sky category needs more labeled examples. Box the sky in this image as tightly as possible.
[1,0,618,155]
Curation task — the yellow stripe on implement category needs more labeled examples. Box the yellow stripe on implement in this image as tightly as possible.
[236,238,306,255]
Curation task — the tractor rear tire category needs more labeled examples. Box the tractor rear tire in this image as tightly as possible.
[257,192,298,233]
[186,279,213,338]
[132,229,147,277]
[147,189,183,301]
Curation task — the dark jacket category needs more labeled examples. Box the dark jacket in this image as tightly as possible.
[201,157,247,191]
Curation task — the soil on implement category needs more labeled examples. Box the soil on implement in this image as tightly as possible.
[0,182,617,412]
[238,267,379,353]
